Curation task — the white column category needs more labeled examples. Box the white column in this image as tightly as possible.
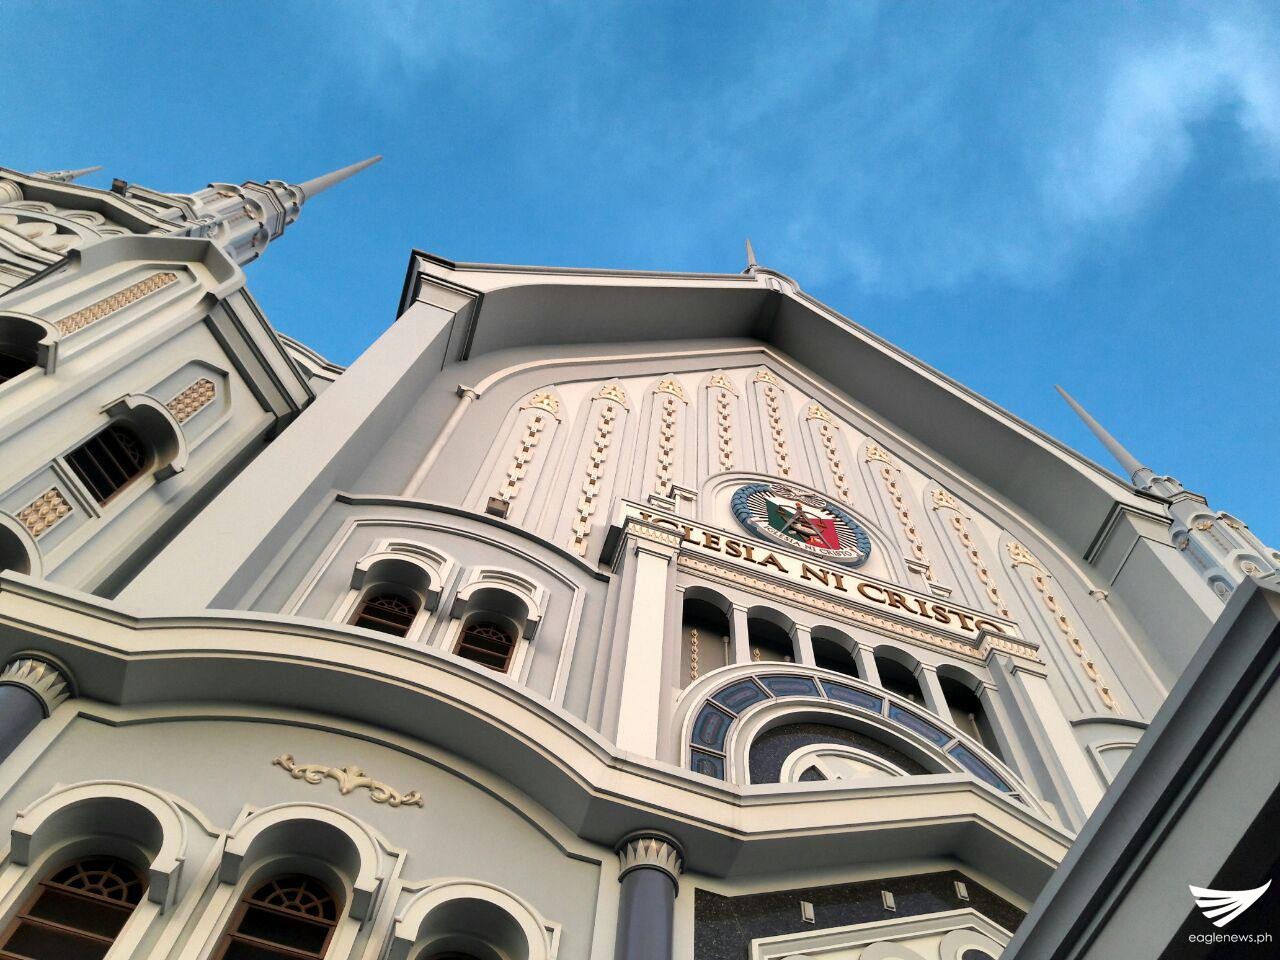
[615,526,679,759]
[854,644,881,686]
[729,605,752,664]
[993,654,1104,827]
[792,624,815,666]
[977,681,1034,779]
[916,663,949,719]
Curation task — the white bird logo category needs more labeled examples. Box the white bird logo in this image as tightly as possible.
[1188,880,1271,927]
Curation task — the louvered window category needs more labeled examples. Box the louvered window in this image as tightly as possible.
[214,875,340,960]
[456,622,517,672]
[351,591,420,637]
[0,856,147,960]
[66,423,148,504]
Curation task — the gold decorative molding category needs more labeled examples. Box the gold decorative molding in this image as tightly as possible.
[571,392,625,555]
[713,383,735,471]
[520,391,562,420]
[804,402,832,423]
[688,627,700,681]
[1006,540,1117,711]
[16,487,72,538]
[166,377,216,424]
[813,414,851,503]
[653,377,687,402]
[654,391,680,497]
[758,377,793,477]
[864,442,934,581]
[272,754,423,808]
[57,271,178,335]
[707,371,738,395]
[595,381,630,409]
[752,368,782,387]
[932,488,1009,617]
[496,408,552,506]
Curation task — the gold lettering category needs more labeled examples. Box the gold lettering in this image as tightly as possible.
[726,540,744,559]
[952,610,976,631]
[831,572,848,593]
[702,532,721,551]
[801,564,830,586]
[742,544,756,562]
[930,603,953,625]
[758,552,788,573]
[679,524,698,544]
[885,590,911,611]
[858,582,887,604]
[974,618,1005,635]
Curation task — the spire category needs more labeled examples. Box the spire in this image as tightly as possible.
[1055,385,1154,487]
[36,165,103,183]
[296,155,382,200]
[745,237,758,270]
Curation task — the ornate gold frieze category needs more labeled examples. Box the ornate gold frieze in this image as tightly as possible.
[1006,540,1117,711]
[654,392,680,497]
[713,383,735,472]
[272,754,423,807]
[595,381,630,408]
[708,371,737,395]
[165,377,216,424]
[57,271,178,335]
[752,368,781,387]
[689,627,700,681]
[864,442,933,581]
[931,488,1009,617]
[16,487,72,538]
[810,405,850,503]
[654,377,687,401]
[495,409,550,506]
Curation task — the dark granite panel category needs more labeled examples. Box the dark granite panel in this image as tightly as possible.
[821,680,883,713]
[888,703,952,746]
[693,869,1024,960]
[949,743,1011,792]
[747,722,928,784]
[760,674,821,698]
[692,703,735,751]
[712,679,770,714]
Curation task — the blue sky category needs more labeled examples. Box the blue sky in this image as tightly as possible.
[3,1,1277,544]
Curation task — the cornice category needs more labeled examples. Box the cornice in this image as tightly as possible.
[0,574,1069,890]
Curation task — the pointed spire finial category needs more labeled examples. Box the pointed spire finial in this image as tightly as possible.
[296,155,382,200]
[745,237,758,270]
[1055,385,1153,487]
[36,165,103,183]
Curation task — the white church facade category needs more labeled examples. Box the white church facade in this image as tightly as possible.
[0,159,1273,960]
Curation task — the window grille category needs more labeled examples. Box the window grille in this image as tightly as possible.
[351,592,420,637]
[213,875,340,960]
[456,622,517,672]
[66,423,148,504]
[0,856,146,960]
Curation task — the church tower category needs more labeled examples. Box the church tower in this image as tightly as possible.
[0,173,1270,960]
[0,158,376,592]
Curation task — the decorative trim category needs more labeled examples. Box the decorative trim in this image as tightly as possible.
[713,381,735,472]
[1006,541,1117,711]
[932,488,1009,617]
[708,371,738,395]
[272,754,423,807]
[520,391,562,420]
[865,442,934,581]
[689,627,700,682]
[571,386,628,555]
[616,831,684,888]
[654,389,680,497]
[810,405,851,503]
[16,487,72,538]
[165,377,216,424]
[496,407,552,506]
[56,272,178,335]
[0,657,70,715]
[758,372,793,478]
[653,376,687,401]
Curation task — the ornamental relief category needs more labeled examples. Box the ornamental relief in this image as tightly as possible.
[272,754,423,808]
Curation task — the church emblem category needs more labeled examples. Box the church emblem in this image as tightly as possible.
[731,483,871,566]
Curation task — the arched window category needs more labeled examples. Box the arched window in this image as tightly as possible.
[66,422,149,505]
[0,855,147,959]
[215,874,340,960]
[350,590,421,637]
[747,617,794,663]
[0,348,35,385]
[812,636,860,679]
[681,597,730,685]
[940,674,1003,758]
[875,654,924,704]
[456,621,517,672]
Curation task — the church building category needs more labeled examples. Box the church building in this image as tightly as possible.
[0,159,1273,960]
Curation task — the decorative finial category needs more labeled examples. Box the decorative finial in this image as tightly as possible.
[296,155,382,200]
[745,237,758,270]
[36,165,103,183]
[1055,385,1153,487]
